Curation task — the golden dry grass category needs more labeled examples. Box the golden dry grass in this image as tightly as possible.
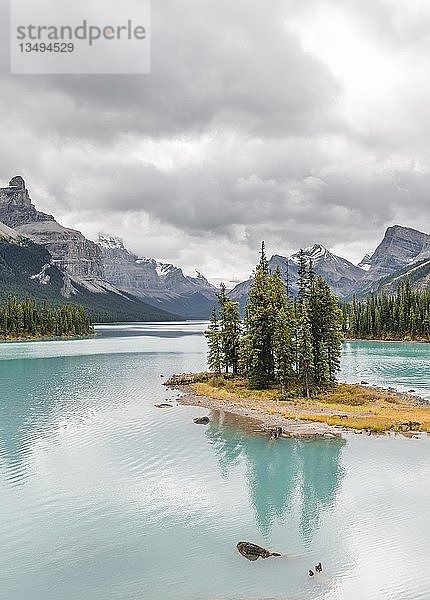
[188,376,430,433]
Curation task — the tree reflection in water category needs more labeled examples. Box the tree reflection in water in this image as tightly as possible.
[206,409,345,540]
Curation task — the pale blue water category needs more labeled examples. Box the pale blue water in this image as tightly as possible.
[341,340,430,400]
[0,324,429,600]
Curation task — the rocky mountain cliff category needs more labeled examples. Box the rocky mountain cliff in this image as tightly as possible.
[98,234,217,318]
[0,221,20,241]
[0,231,179,322]
[0,176,104,286]
[358,225,430,282]
[0,176,54,227]
[374,257,430,295]
[0,177,180,322]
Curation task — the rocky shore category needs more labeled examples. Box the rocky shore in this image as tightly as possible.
[172,384,344,439]
[166,374,430,438]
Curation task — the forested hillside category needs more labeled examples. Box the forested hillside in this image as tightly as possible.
[344,280,430,341]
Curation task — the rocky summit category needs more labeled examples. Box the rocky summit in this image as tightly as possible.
[98,234,217,318]
[0,176,104,285]
[0,176,54,228]
[358,225,430,282]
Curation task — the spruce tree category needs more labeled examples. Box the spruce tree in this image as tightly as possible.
[241,241,274,388]
[215,283,241,374]
[310,276,343,388]
[205,307,222,373]
[273,306,296,393]
[297,301,314,398]
[221,299,241,374]
[297,249,310,306]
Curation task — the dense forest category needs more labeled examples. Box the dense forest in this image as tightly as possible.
[344,280,430,341]
[206,244,344,397]
[0,296,94,339]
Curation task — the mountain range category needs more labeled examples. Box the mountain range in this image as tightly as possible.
[0,177,179,322]
[1,175,430,320]
[230,225,430,308]
[98,234,217,319]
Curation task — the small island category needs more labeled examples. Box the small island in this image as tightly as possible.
[168,244,430,437]
[0,296,94,340]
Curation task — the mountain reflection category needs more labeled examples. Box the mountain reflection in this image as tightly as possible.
[206,410,345,539]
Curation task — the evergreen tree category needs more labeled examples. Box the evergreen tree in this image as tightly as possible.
[0,297,93,339]
[344,279,430,341]
[221,299,241,374]
[310,276,343,388]
[205,307,222,373]
[273,306,295,393]
[297,249,310,305]
[213,283,242,374]
[241,242,274,388]
[297,301,314,398]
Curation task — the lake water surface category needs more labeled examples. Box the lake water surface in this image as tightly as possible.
[0,323,429,600]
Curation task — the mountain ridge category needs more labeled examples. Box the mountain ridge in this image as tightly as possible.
[98,233,217,318]
[230,243,365,307]
[0,177,181,322]
[2,176,430,314]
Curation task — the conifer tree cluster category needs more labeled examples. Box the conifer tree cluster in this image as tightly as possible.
[0,297,94,339]
[344,280,430,340]
[205,243,344,396]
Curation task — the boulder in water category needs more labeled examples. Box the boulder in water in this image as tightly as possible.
[193,416,210,424]
[154,403,173,409]
[236,541,281,561]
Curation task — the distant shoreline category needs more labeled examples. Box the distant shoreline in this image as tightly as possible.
[345,337,430,344]
[0,332,95,343]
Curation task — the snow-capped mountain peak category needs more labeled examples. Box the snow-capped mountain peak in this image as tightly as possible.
[289,244,329,264]
[98,233,125,250]
[358,253,372,271]
[304,243,328,260]
[97,238,217,318]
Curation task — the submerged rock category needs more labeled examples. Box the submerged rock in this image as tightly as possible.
[193,416,210,424]
[269,427,283,439]
[154,403,173,409]
[236,541,281,561]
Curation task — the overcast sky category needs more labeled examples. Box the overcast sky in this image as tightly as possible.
[1,0,430,285]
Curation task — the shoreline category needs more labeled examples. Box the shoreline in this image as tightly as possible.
[0,332,95,343]
[167,377,430,439]
[345,337,430,344]
[176,384,345,439]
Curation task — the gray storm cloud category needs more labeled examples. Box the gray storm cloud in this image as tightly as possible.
[1,0,430,282]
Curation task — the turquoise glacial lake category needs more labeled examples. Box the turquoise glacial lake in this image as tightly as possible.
[0,323,429,600]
